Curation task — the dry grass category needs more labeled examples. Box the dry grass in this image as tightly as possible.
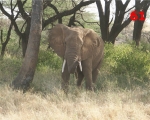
[0,85,150,120]
[0,53,150,120]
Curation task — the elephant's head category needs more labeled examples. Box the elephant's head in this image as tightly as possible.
[48,24,101,73]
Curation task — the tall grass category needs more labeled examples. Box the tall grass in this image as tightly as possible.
[0,43,150,119]
[0,86,150,120]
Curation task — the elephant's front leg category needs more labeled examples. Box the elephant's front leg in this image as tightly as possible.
[61,63,70,93]
[76,66,84,88]
[82,59,93,91]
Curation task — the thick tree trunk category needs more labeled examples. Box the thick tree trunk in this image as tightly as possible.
[100,20,109,42]
[96,0,110,42]
[12,0,43,91]
[133,20,143,46]
[133,0,150,46]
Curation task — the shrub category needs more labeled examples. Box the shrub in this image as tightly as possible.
[103,43,150,86]
[37,49,62,71]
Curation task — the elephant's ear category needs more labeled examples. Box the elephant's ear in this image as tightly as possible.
[81,29,101,60]
[48,24,68,58]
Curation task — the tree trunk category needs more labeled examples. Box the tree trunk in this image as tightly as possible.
[96,0,110,42]
[133,0,150,46]
[133,20,143,46]
[96,0,132,44]
[21,20,31,57]
[12,0,43,91]
[1,23,13,57]
[22,38,28,57]
[0,30,3,44]
[21,30,30,57]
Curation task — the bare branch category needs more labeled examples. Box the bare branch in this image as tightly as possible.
[74,20,84,28]
[79,13,100,26]
[17,0,30,20]
[125,5,135,13]
[0,2,12,19]
[43,0,96,28]
[109,17,113,25]
[47,3,59,14]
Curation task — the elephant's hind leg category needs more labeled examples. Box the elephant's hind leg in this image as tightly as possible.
[92,69,99,83]
[76,66,84,88]
[92,59,102,84]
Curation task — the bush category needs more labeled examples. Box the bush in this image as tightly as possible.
[1,40,150,90]
[37,49,62,71]
[103,43,150,87]
[0,56,21,74]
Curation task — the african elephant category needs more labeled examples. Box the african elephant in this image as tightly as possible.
[48,24,104,92]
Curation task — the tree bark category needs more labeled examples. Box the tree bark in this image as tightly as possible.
[0,30,3,44]
[133,0,150,46]
[1,23,13,57]
[133,20,143,46]
[21,23,30,57]
[96,0,132,44]
[96,0,111,41]
[12,0,43,91]
[22,36,28,57]
[43,0,95,28]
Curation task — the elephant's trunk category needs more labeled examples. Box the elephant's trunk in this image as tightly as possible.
[68,61,78,73]
[63,46,82,73]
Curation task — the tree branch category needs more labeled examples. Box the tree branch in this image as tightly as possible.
[47,3,59,14]
[125,5,135,13]
[0,2,12,19]
[74,20,84,28]
[0,1,26,37]
[43,0,96,28]
[79,13,100,26]
[47,3,62,23]
[96,0,104,18]
[17,0,29,20]
[109,17,113,25]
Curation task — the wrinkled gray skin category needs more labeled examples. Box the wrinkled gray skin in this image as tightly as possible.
[48,24,104,93]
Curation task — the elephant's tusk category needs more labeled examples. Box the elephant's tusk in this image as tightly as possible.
[62,59,66,73]
[78,61,82,71]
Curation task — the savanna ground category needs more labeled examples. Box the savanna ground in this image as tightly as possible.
[0,36,150,120]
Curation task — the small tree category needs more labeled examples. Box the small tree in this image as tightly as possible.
[12,0,43,91]
[96,0,135,44]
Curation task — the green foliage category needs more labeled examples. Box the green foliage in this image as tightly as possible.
[139,42,150,52]
[1,0,149,92]
[0,55,21,84]
[23,0,32,13]
[37,49,62,71]
[1,35,150,91]
[103,43,150,88]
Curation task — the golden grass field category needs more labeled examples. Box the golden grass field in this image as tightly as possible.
[0,49,150,120]
[0,84,150,120]
[0,65,150,120]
